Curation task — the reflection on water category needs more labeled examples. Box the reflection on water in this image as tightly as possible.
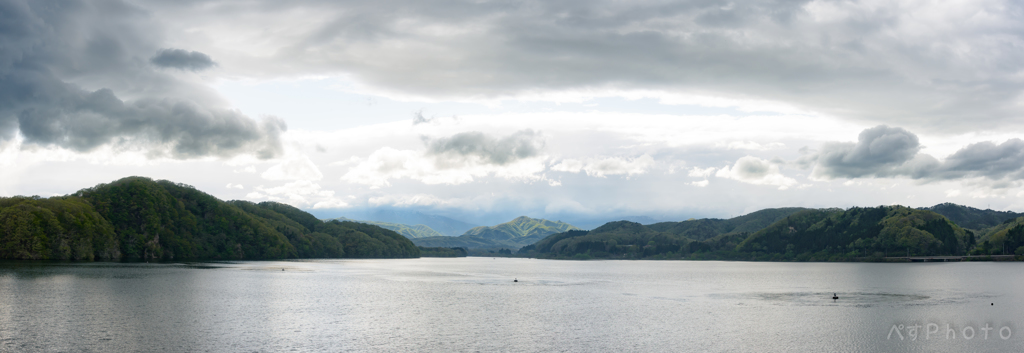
[750,291,932,307]
[1,259,1022,352]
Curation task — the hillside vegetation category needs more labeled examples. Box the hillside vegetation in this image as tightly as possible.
[0,177,419,260]
[920,203,1022,231]
[523,206,979,261]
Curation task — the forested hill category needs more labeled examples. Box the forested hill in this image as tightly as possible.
[0,177,419,261]
[645,207,807,241]
[919,203,1023,231]
[523,206,979,261]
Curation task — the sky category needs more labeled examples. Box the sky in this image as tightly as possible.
[2,0,1024,225]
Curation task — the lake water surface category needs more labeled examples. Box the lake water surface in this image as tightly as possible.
[1,258,1022,352]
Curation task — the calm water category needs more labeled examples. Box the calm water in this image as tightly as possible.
[1,259,1022,352]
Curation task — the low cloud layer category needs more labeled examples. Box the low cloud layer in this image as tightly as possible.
[809,126,920,179]
[716,156,797,190]
[804,126,1024,185]
[551,155,655,178]
[426,129,543,167]
[151,49,217,71]
[342,130,549,187]
[0,0,283,159]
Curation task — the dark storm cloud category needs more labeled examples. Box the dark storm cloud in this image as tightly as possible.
[806,126,1024,183]
[426,130,543,167]
[150,48,216,71]
[138,0,1024,132]
[0,0,284,158]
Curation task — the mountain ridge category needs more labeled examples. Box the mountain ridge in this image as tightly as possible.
[329,217,445,239]
[412,216,578,249]
[521,206,1003,261]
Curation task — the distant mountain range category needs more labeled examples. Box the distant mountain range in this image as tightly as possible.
[331,209,478,236]
[332,203,1024,257]
[329,218,445,239]
[412,216,578,249]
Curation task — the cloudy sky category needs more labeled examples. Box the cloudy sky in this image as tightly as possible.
[3,0,1024,225]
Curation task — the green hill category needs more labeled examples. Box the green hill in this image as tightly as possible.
[919,203,1022,231]
[971,216,1024,256]
[330,217,445,239]
[0,177,419,261]
[524,206,975,261]
[646,207,807,240]
[736,206,968,258]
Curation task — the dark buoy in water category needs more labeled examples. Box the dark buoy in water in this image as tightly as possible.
[514,278,518,283]
[282,268,285,271]
[832,293,839,300]
[992,303,994,306]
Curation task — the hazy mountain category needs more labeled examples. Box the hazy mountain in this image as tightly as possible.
[463,216,577,241]
[919,203,1023,231]
[412,216,578,249]
[330,218,445,239]
[331,209,477,236]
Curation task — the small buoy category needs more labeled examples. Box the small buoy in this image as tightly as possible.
[514,278,518,283]
[992,303,994,306]
[832,293,839,300]
[282,268,285,271]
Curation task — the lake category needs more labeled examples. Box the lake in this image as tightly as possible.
[1,258,1022,352]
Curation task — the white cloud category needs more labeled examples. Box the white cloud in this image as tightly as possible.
[226,183,244,189]
[551,159,584,173]
[312,199,349,209]
[552,155,655,178]
[688,167,717,178]
[368,194,450,207]
[545,199,590,214]
[716,156,798,190]
[341,145,549,188]
[715,141,786,151]
[246,180,345,208]
[945,189,961,197]
[261,155,323,181]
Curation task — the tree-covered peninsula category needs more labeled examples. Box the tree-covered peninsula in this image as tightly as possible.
[0,177,419,261]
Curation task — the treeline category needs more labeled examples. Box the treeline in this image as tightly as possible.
[0,177,419,261]
[522,206,996,261]
[418,246,469,257]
